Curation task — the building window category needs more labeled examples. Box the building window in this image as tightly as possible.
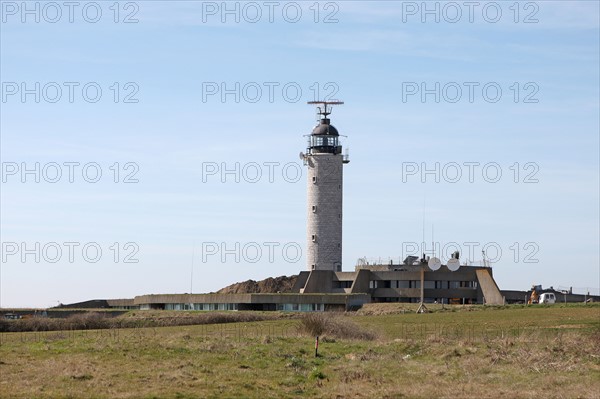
[312,234,317,242]
[312,176,317,183]
[312,205,317,213]
[277,303,324,312]
[337,281,352,288]
[311,264,316,270]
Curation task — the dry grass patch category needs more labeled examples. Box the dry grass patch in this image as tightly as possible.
[1,305,599,398]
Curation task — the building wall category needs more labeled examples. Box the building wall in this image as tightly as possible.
[313,266,490,303]
[306,153,343,271]
[301,270,336,293]
[350,269,371,293]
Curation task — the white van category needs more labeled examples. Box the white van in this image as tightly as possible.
[539,293,556,304]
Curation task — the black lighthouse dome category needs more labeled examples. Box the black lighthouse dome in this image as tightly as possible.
[311,119,339,136]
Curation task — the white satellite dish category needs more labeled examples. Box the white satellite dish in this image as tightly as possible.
[447,258,460,272]
[299,152,305,160]
[428,257,441,271]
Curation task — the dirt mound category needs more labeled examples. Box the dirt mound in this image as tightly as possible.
[216,275,298,294]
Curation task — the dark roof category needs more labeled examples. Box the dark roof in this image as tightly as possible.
[311,123,339,136]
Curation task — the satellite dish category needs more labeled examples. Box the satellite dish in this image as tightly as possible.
[299,152,305,160]
[447,258,460,272]
[428,257,441,271]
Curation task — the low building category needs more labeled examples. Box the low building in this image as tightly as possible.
[294,262,501,305]
[133,293,369,312]
[128,262,502,310]
[61,260,513,311]
[58,262,599,312]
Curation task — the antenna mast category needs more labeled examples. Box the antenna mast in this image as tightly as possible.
[307,100,344,120]
[422,196,425,261]
[432,224,435,258]
[190,244,196,294]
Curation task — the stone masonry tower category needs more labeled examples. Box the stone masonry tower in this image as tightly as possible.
[301,101,349,272]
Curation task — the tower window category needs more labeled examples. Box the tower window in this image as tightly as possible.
[312,176,317,184]
[312,234,317,242]
[312,205,317,213]
[311,264,316,270]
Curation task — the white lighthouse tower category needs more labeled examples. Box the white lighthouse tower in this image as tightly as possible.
[301,101,349,272]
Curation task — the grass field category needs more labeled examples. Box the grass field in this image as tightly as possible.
[0,304,598,399]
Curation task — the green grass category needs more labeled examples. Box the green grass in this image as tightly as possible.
[354,303,600,339]
[0,304,598,398]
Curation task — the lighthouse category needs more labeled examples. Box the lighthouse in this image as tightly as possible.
[301,101,349,272]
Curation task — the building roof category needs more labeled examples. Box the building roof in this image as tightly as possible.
[311,122,339,136]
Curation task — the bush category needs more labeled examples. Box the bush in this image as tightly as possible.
[300,313,328,336]
[67,312,110,330]
[299,313,377,341]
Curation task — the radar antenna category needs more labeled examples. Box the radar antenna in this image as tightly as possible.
[307,100,344,120]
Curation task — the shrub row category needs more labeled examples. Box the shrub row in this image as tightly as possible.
[0,312,273,333]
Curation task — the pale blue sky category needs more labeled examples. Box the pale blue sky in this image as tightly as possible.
[1,1,598,307]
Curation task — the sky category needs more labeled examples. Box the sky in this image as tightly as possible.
[1,0,598,308]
